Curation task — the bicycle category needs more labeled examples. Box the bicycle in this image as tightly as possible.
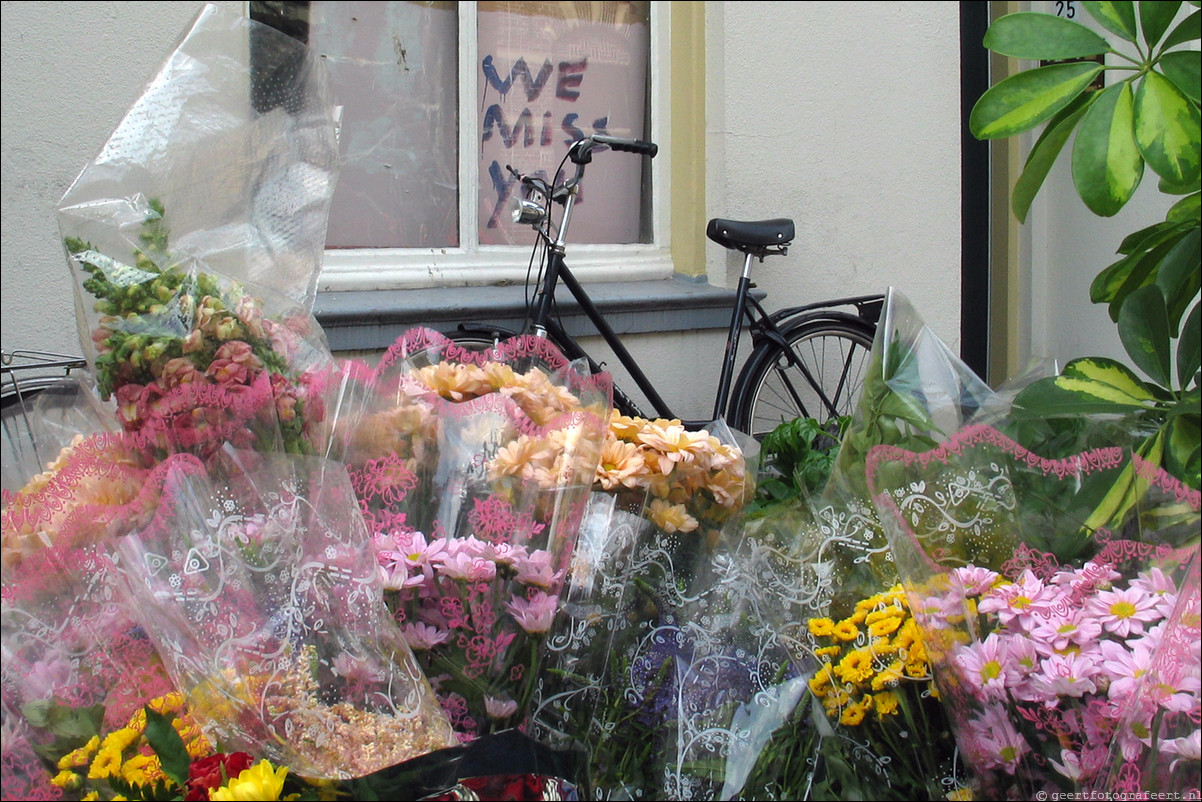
[445,134,883,440]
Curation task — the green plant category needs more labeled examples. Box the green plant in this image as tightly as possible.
[748,415,849,515]
[969,1,1201,494]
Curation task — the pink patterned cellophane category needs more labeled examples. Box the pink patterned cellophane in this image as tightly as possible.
[867,423,1201,800]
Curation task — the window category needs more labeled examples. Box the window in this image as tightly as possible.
[251,1,670,292]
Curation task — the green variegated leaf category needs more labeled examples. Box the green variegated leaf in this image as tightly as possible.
[1135,71,1202,185]
[1012,356,1157,417]
[1161,8,1201,50]
[1139,0,1182,49]
[1062,355,1160,400]
[1160,50,1202,105]
[1155,228,1201,331]
[984,12,1111,58]
[1165,415,1201,489]
[1013,94,1096,222]
[1073,82,1145,216]
[1084,1,1139,41]
[970,62,1104,139]
[1167,191,1202,221]
[1179,300,1201,387]
[1119,284,1173,386]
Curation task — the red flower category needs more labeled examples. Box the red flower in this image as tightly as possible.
[184,752,254,800]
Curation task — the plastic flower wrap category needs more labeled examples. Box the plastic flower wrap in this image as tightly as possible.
[112,448,458,780]
[56,2,341,465]
[868,424,1202,800]
[528,416,811,800]
[333,327,612,742]
[728,288,991,799]
[1,432,183,801]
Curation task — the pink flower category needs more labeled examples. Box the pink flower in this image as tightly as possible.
[506,590,559,634]
[1085,584,1162,638]
[401,621,451,650]
[484,695,519,720]
[965,704,1031,774]
[954,633,1024,702]
[977,570,1054,630]
[1162,729,1201,773]
[1097,637,1156,703]
[1028,607,1104,655]
[512,549,559,589]
[436,548,498,582]
[950,565,1000,597]
[1130,566,1181,619]
[1028,651,1100,703]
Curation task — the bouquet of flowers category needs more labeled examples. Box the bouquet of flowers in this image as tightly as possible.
[112,449,459,780]
[333,327,613,742]
[526,413,823,800]
[730,288,989,799]
[55,0,341,466]
[868,424,1202,799]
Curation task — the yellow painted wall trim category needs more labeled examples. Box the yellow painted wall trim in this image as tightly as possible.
[670,1,706,278]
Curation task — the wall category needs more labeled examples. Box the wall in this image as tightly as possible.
[0,0,243,360]
[0,1,964,424]
[706,2,964,349]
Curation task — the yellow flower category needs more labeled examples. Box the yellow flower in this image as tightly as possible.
[873,690,900,716]
[88,744,124,780]
[120,753,160,786]
[51,770,83,790]
[868,616,902,638]
[211,759,289,801]
[946,786,974,801]
[808,663,836,696]
[82,793,101,801]
[839,700,869,726]
[834,648,875,685]
[646,498,699,533]
[807,617,835,637]
[870,659,907,691]
[832,620,860,641]
[58,736,100,769]
[815,645,841,658]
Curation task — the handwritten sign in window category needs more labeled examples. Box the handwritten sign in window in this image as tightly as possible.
[477,3,650,246]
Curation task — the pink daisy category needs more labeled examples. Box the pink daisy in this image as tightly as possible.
[506,590,559,634]
[1085,584,1162,638]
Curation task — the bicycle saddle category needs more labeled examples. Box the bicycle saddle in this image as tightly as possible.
[706,218,795,255]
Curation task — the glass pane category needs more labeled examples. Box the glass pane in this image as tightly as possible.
[311,1,459,248]
[477,2,651,246]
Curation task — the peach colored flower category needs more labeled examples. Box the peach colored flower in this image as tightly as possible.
[646,498,698,533]
[596,437,647,490]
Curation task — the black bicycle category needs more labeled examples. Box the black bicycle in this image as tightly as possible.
[446,134,882,439]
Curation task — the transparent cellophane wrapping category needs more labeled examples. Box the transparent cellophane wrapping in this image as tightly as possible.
[867,424,1201,800]
[111,448,458,780]
[526,411,817,801]
[1,430,188,801]
[54,3,342,464]
[329,327,613,742]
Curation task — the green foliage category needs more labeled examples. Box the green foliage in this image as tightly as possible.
[971,1,1202,495]
[748,415,848,515]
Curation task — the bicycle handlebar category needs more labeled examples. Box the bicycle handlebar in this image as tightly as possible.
[569,134,658,164]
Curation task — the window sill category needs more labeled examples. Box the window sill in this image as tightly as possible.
[313,276,758,352]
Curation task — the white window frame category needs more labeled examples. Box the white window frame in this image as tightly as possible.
[316,1,674,293]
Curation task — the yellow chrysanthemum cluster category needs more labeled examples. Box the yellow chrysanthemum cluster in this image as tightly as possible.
[50,692,212,795]
[603,411,751,535]
[806,585,936,726]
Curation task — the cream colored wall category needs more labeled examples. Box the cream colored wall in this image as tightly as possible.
[1,1,964,424]
[0,1,244,361]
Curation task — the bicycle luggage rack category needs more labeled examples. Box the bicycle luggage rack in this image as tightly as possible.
[2,350,88,401]
[2,350,89,480]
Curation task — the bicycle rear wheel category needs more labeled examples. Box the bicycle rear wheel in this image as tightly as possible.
[729,317,875,440]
